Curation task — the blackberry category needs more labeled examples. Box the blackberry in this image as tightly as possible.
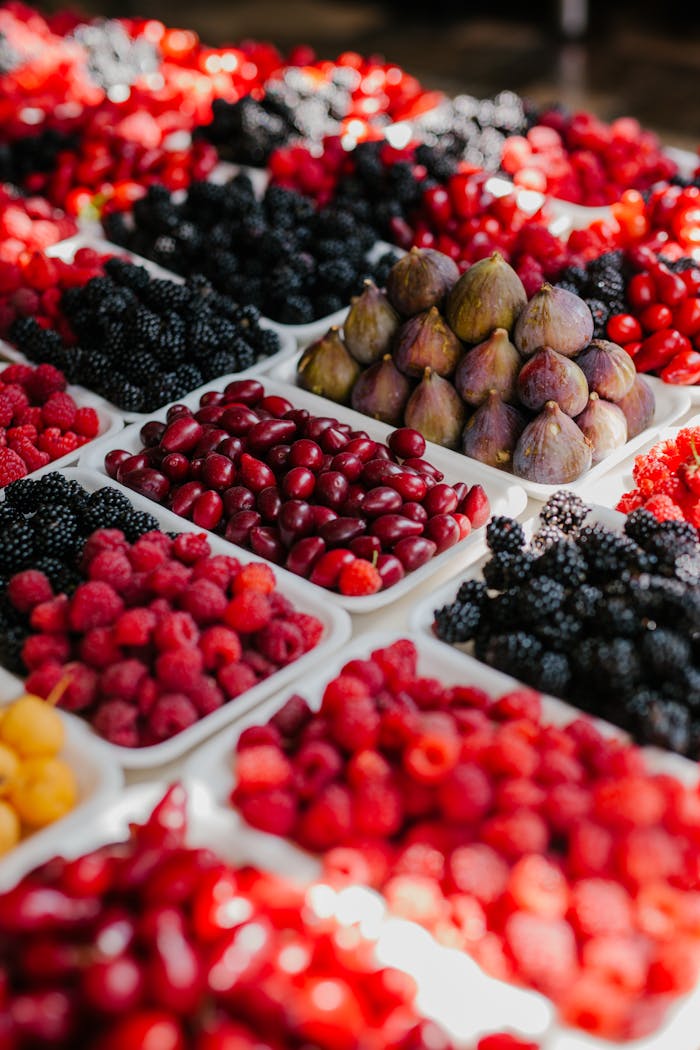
[482,549,534,590]
[535,651,571,695]
[33,505,79,557]
[624,508,659,548]
[456,579,488,606]
[585,298,610,337]
[109,382,146,414]
[585,270,625,301]
[476,631,543,684]
[535,613,583,651]
[83,488,135,531]
[485,516,526,553]
[533,540,587,588]
[488,588,524,630]
[279,296,314,325]
[0,625,28,674]
[539,491,589,534]
[567,584,603,621]
[434,600,482,643]
[0,521,36,572]
[530,522,564,552]
[573,637,642,694]
[0,504,20,528]
[577,524,639,577]
[142,279,191,312]
[517,576,567,623]
[122,510,160,542]
[595,595,642,638]
[4,478,42,513]
[641,700,693,756]
[33,557,81,593]
[641,629,691,681]
[587,251,624,275]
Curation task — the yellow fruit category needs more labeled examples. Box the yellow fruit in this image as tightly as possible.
[0,800,20,855]
[10,757,78,828]
[0,695,64,758]
[0,742,20,797]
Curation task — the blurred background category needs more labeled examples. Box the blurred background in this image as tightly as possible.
[62,0,700,147]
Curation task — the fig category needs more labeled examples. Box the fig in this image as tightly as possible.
[446,252,527,344]
[386,247,459,317]
[404,368,467,450]
[514,283,594,358]
[513,401,593,484]
[344,280,400,364]
[351,355,411,426]
[574,339,636,402]
[616,375,656,439]
[574,392,628,463]
[461,390,527,469]
[394,307,463,378]
[516,346,589,417]
[455,327,520,406]
[297,327,360,405]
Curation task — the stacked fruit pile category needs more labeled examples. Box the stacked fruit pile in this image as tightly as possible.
[617,424,700,526]
[299,248,653,484]
[231,639,700,1041]
[105,378,490,596]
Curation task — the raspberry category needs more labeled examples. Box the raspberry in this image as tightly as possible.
[149,560,192,598]
[41,391,77,429]
[87,549,133,593]
[647,938,700,994]
[438,763,493,824]
[192,554,240,588]
[616,827,683,886]
[542,783,591,835]
[73,407,100,438]
[7,424,38,444]
[593,776,665,829]
[172,532,211,565]
[224,591,272,633]
[322,674,369,715]
[2,385,28,414]
[582,935,649,993]
[446,684,490,709]
[13,406,42,429]
[155,648,204,691]
[60,664,99,711]
[504,912,578,996]
[293,741,343,799]
[403,727,460,784]
[495,778,547,813]
[447,845,509,904]
[0,447,27,485]
[237,744,293,792]
[100,659,149,702]
[346,749,392,787]
[340,658,385,693]
[199,625,242,669]
[237,725,282,751]
[25,364,66,402]
[268,592,295,618]
[94,698,140,748]
[383,874,445,925]
[352,779,403,837]
[492,689,542,723]
[480,810,549,861]
[69,582,124,632]
[113,608,157,647]
[7,569,53,612]
[297,784,353,851]
[270,694,313,739]
[327,692,380,752]
[180,579,228,625]
[372,639,418,689]
[185,676,225,715]
[508,855,569,919]
[21,633,70,669]
[25,661,64,700]
[128,537,169,572]
[286,612,324,652]
[255,620,305,666]
[30,595,70,634]
[338,558,382,596]
[236,789,297,836]
[79,627,123,669]
[232,562,276,596]
[136,677,158,716]
[0,393,14,428]
[11,438,49,472]
[12,287,40,316]
[80,529,129,569]
[486,733,538,778]
[217,661,256,698]
[149,693,199,740]
[394,841,446,882]
[559,974,633,1039]
[153,611,199,651]
[22,252,58,291]
[641,493,685,521]
[570,878,634,938]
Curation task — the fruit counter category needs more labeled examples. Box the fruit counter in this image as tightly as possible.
[1,3,700,1048]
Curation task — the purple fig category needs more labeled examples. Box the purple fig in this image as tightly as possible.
[616,374,656,438]
[514,283,594,358]
[513,401,593,484]
[517,345,589,417]
[386,247,459,317]
[297,327,360,405]
[446,252,527,343]
[461,390,527,469]
[455,327,520,406]
[344,280,400,364]
[404,368,466,450]
[574,393,628,463]
[351,354,412,426]
[574,339,636,402]
[394,307,463,378]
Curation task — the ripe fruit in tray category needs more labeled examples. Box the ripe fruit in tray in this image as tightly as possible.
[617,423,700,527]
[106,378,491,595]
[297,248,650,485]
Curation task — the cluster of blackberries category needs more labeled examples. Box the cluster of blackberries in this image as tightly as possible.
[71,19,160,91]
[412,90,531,170]
[11,257,280,412]
[0,473,159,673]
[434,491,700,757]
[103,175,398,325]
[556,251,627,337]
[195,94,305,167]
[0,128,76,187]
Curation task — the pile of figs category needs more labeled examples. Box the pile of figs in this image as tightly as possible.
[297,248,655,485]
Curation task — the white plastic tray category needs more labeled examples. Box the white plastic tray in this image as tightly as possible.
[0,465,351,769]
[0,673,123,891]
[77,374,527,613]
[186,629,700,1050]
[0,359,123,475]
[268,354,690,502]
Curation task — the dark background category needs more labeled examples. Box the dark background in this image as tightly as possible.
[54,0,700,145]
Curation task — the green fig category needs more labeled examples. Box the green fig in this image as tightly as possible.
[297,327,360,405]
[404,368,466,450]
[446,252,527,343]
[351,354,411,426]
[462,390,527,469]
[514,283,594,358]
[513,401,593,484]
[516,346,589,417]
[344,280,400,365]
[386,247,460,317]
[455,327,521,406]
[394,307,464,378]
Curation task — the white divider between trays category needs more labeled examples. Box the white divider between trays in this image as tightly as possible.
[185,625,700,1050]
[0,357,124,472]
[22,466,351,769]
[268,351,691,502]
[0,664,123,891]
[77,373,527,613]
